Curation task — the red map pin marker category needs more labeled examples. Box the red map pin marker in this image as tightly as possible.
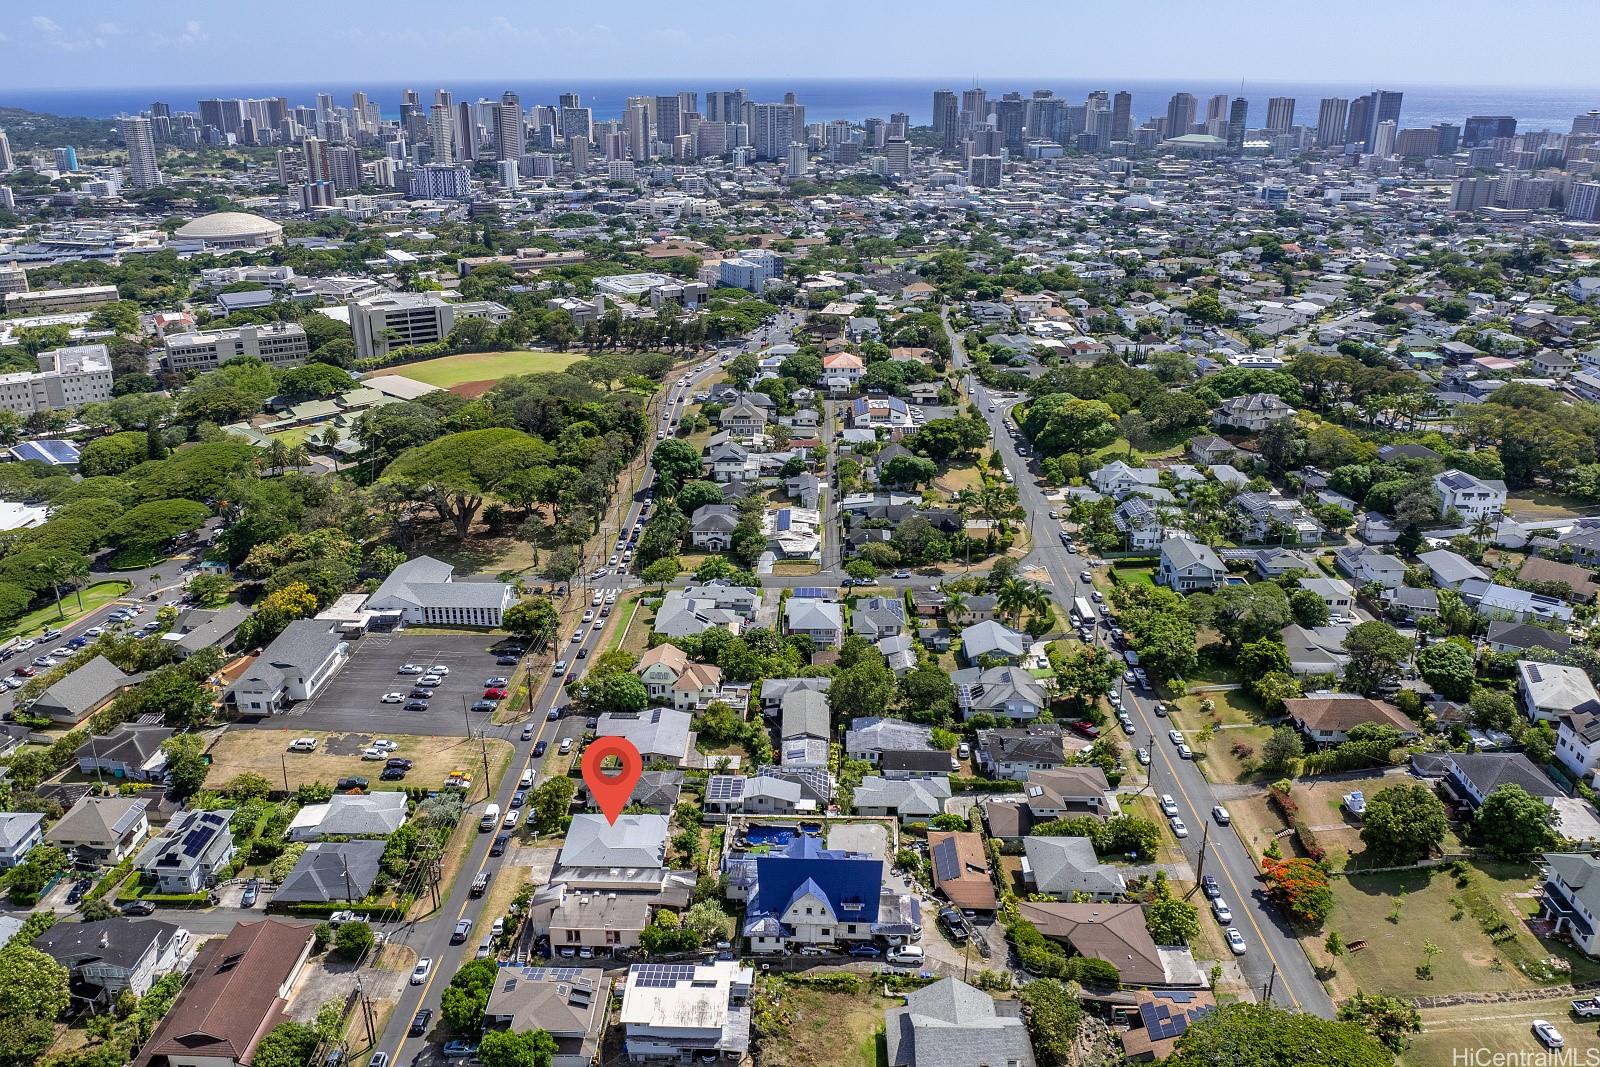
[581,736,642,825]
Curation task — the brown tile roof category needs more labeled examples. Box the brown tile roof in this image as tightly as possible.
[1519,557,1599,603]
[1284,696,1418,735]
[1017,900,1167,986]
[978,800,1032,839]
[927,831,998,911]
[135,920,315,1067]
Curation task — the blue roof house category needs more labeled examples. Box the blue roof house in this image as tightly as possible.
[739,835,920,954]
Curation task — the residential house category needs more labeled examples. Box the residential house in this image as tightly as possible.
[485,967,611,1067]
[76,725,171,782]
[1539,852,1600,957]
[636,644,691,704]
[0,812,43,868]
[879,749,954,779]
[1297,576,1356,618]
[958,620,1028,666]
[35,918,187,1003]
[575,770,683,816]
[1021,837,1126,899]
[226,620,348,715]
[1284,695,1420,746]
[32,655,134,725]
[1486,621,1572,656]
[735,834,918,953]
[47,796,149,865]
[851,395,914,429]
[719,396,770,437]
[1386,587,1441,620]
[272,840,385,903]
[1557,701,1600,782]
[1418,549,1490,590]
[951,665,1049,721]
[1459,580,1575,625]
[597,708,693,765]
[765,507,822,560]
[820,352,865,391]
[136,808,235,893]
[1231,491,1319,544]
[133,920,316,1067]
[1212,392,1295,431]
[947,594,998,625]
[1187,435,1237,465]
[654,583,758,639]
[689,504,741,551]
[1333,547,1407,592]
[1112,497,1165,551]
[1280,623,1353,677]
[852,597,906,640]
[1018,901,1173,987]
[1520,557,1600,604]
[285,792,408,841]
[925,832,998,913]
[1157,537,1226,592]
[846,717,934,765]
[619,959,752,1065]
[783,597,844,648]
[366,554,516,628]
[1433,469,1507,522]
[549,814,675,893]
[1520,661,1600,722]
[160,603,250,660]
[852,776,951,824]
[704,440,758,483]
[779,689,830,745]
[1444,751,1562,809]
[760,677,830,714]
[1022,767,1116,821]
[1120,989,1219,1062]
[975,725,1070,780]
[702,775,817,820]
[1090,460,1161,498]
[883,978,1035,1067]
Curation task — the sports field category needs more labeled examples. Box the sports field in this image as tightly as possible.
[376,351,584,390]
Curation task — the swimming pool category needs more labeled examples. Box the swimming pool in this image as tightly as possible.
[744,824,798,847]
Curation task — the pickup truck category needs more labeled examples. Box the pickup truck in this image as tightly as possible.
[1571,997,1600,1018]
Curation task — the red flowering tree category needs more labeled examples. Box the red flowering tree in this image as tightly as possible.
[1261,856,1333,927]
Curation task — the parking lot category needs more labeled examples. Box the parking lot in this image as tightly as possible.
[235,633,521,736]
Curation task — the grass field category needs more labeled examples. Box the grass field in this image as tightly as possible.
[205,728,512,795]
[1407,999,1600,1066]
[2,581,131,641]
[1312,861,1600,1001]
[377,351,584,390]
[756,983,898,1067]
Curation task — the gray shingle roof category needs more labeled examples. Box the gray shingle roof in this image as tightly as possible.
[274,839,385,903]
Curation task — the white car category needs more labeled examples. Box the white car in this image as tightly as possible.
[1212,898,1233,924]
[410,958,433,985]
[1168,729,1185,746]
[430,665,450,676]
[288,737,318,752]
[1177,743,1193,760]
[398,664,422,675]
[1169,816,1188,838]
[372,739,397,751]
[1159,794,1179,817]
[886,945,925,966]
[1226,928,1247,955]
[361,747,387,760]
[1212,805,1231,825]
[582,609,594,623]
[503,809,520,829]
[419,675,442,687]
[1136,747,1150,766]
[1532,1019,1565,1050]
[380,692,405,704]
[83,627,104,637]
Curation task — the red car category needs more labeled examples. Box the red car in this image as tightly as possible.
[483,687,508,700]
[12,665,35,677]
[1068,720,1099,739]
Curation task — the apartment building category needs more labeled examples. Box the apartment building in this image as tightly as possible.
[0,343,114,414]
[3,284,119,315]
[163,323,310,372]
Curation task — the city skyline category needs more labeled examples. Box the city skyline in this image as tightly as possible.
[3,0,1600,90]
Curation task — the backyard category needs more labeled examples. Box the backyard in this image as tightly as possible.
[1307,861,1600,1002]
[205,728,512,795]
[371,351,583,391]
[1171,688,1273,785]
[755,980,898,1067]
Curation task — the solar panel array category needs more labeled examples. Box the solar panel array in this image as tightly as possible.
[632,963,697,988]
[931,837,961,883]
[520,967,587,982]
[1138,991,1212,1042]
[705,776,744,802]
[792,587,826,599]
[13,440,79,465]
[181,822,219,857]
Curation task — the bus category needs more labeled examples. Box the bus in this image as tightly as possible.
[1072,597,1096,626]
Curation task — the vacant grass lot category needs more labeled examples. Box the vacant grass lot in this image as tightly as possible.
[206,728,512,794]
[756,982,901,1067]
[1407,999,1600,1066]
[376,351,583,390]
[2,581,131,641]
[1313,862,1600,1001]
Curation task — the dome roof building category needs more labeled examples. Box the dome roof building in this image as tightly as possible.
[172,212,284,249]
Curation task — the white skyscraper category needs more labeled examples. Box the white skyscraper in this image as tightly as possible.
[785,141,808,179]
[1371,119,1397,158]
[429,104,454,165]
[495,92,524,161]
[498,159,520,190]
[0,129,13,172]
[118,116,162,189]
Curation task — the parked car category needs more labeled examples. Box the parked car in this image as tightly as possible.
[1225,928,1247,956]
[887,945,925,966]
[336,777,368,791]
[65,879,91,904]
[496,655,519,666]
[521,724,535,740]
[490,832,511,857]
[1533,1019,1566,1049]
[380,692,404,703]
[241,879,259,907]
[379,767,407,781]
[404,701,429,712]
[472,700,498,713]
[288,737,318,752]
[1212,805,1231,825]
[408,1009,432,1037]
[1212,898,1233,924]
[848,944,882,958]
[1159,794,1179,817]
[386,757,412,770]
[398,664,422,675]
[1169,816,1188,838]
[1201,875,1220,899]
[120,900,155,916]
[451,919,472,943]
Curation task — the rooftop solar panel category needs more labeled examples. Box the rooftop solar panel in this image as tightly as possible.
[931,837,960,883]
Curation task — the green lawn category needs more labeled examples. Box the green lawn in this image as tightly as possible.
[1110,563,1156,588]
[377,351,584,389]
[2,581,131,641]
[1314,861,1600,1001]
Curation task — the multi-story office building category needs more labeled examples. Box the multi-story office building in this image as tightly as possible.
[1466,115,1518,145]
[348,294,511,358]
[655,95,682,143]
[163,323,310,373]
[1316,98,1349,147]
[1434,122,1462,154]
[705,91,746,124]
[118,116,162,189]
[1165,92,1196,138]
[559,105,592,145]
[4,285,119,315]
[968,154,1003,188]
[1345,95,1372,146]
[428,103,454,164]
[1111,92,1132,141]
[882,139,910,175]
[0,344,113,414]
[1265,97,1296,132]
[716,250,782,294]
[993,97,1025,153]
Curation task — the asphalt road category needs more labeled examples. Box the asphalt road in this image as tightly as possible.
[369,352,733,1065]
[944,314,1334,1017]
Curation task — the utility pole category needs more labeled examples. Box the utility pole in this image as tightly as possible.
[1263,961,1278,1004]
[281,754,289,793]
[1195,823,1209,885]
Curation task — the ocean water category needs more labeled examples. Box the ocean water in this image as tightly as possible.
[2,77,1599,133]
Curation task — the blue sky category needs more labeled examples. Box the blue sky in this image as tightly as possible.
[1,0,1595,89]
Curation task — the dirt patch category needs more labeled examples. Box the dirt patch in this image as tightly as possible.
[449,379,495,399]
[206,728,512,795]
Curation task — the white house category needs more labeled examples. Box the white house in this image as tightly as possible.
[366,555,517,628]
[227,620,348,715]
[619,959,753,1064]
[1212,392,1296,431]
[1433,469,1507,522]
[1519,661,1600,722]
[1297,576,1355,618]
[1556,702,1600,782]
[1540,852,1600,956]
[0,812,43,868]
[1157,537,1226,592]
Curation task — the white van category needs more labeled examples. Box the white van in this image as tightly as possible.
[520,768,534,788]
[887,945,925,966]
[479,804,501,831]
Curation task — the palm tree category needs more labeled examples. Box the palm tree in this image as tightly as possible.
[264,438,290,475]
[1470,512,1498,549]
[942,589,967,624]
[996,577,1033,628]
[43,554,88,619]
